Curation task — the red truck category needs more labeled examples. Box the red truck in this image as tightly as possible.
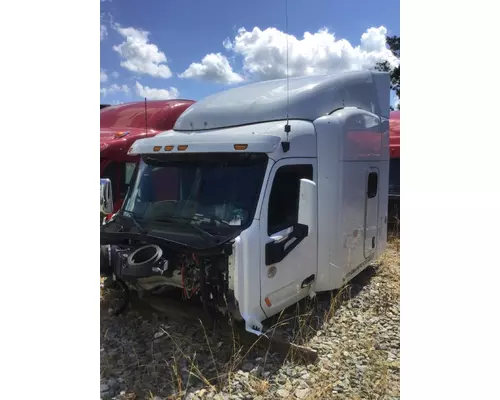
[100,99,195,213]
[388,110,400,225]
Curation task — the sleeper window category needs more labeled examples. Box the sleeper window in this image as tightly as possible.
[267,164,313,235]
[367,172,378,198]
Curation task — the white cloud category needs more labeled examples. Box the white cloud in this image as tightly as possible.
[135,81,179,100]
[179,53,243,84]
[100,69,108,83]
[100,24,107,41]
[111,71,119,79]
[360,27,389,53]
[217,25,399,81]
[113,26,172,78]
[100,84,130,97]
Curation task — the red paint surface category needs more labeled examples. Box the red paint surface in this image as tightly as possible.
[344,111,400,159]
[346,130,383,158]
[390,110,400,159]
[100,99,195,163]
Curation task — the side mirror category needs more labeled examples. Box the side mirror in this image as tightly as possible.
[298,179,317,231]
[100,178,114,215]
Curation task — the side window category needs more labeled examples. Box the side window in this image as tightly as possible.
[367,172,378,198]
[124,163,137,186]
[268,164,313,235]
[102,162,138,202]
[122,162,137,198]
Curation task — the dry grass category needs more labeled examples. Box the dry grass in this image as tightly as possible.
[278,237,401,400]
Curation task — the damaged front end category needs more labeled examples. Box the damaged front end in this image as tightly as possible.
[100,232,242,323]
[100,152,268,326]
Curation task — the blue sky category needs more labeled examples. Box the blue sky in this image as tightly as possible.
[100,0,400,105]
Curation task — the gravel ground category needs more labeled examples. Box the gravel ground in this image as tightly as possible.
[101,240,400,400]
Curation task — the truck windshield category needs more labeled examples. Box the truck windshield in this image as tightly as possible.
[122,153,268,232]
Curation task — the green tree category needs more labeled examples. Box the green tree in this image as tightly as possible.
[376,35,400,107]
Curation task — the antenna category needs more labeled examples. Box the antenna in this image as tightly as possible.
[282,0,291,153]
[144,97,148,133]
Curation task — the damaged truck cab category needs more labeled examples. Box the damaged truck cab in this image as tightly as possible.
[100,70,391,335]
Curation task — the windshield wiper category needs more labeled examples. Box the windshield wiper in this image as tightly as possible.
[208,215,231,227]
[155,217,214,240]
[122,210,147,234]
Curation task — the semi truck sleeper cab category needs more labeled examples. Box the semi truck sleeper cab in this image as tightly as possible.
[100,70,391,335]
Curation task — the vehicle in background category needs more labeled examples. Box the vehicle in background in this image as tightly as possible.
[388,110,400,226]
[100,99,195,215]
[100,70,391,335]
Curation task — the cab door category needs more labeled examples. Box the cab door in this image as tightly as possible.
[259,159,318,318]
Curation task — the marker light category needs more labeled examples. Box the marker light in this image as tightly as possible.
[234,144,248,150]
[165,145,174,151]
[153,146,161,152]
[177,145,188,151]
[114,131,129,139]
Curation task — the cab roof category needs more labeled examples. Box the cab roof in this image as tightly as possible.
[101,99,195,132]
[174,70,390,132]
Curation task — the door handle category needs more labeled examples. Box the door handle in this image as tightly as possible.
[301,274,315,288]
[269,226,294,244]
[269,234,289,244]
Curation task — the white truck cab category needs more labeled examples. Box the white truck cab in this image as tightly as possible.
[100,70,390,335]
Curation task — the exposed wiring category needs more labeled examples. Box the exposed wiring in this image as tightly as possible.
[180,254,199,299]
